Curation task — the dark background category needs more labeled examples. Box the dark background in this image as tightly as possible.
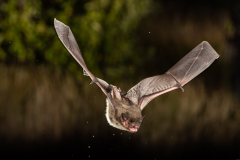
[0,0,240,159]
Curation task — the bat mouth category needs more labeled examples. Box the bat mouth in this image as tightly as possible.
[129,126,138,132]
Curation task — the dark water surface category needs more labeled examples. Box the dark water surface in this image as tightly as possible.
[1,132,239,159]
[0,65,239,159]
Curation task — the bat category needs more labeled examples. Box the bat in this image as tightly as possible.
[54,18,219,133]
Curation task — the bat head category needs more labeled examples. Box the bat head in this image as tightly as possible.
[119,112,145,132]
[105,85,145,133]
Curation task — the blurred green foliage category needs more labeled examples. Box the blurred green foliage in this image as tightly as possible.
[0,0,153,80]
[0,0,42,62]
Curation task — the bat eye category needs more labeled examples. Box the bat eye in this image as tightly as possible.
[128,122,130,125]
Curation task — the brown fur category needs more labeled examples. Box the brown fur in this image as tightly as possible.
[105,88,143,132]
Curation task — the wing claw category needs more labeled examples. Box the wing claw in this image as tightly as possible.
[83,69,89,76]
[177,83,184,92]
[89,77,98,85]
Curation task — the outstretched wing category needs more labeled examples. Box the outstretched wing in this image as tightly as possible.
[54,18,112,101]
[126,41,219,110]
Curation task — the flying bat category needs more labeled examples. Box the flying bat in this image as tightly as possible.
[54,18,219,133]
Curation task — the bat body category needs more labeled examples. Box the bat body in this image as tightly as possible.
[54,19,219,133]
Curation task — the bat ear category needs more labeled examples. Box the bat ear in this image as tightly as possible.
[120,113,128,122]
[111,85,122,100]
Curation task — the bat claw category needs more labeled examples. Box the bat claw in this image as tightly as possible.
[177,83,184,92]
[83,69,89,76]
[179,85,184,92]
[89,77,98,85]
[180,87,184,92]
[167,71,184,92]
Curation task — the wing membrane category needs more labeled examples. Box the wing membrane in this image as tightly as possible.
[168,41,219,86]
[126,41,219,110]
[54,18,87,70]
[54,18,112,99]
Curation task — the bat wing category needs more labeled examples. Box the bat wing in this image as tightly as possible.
[54,18,112,101]
[126,41,219,110]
